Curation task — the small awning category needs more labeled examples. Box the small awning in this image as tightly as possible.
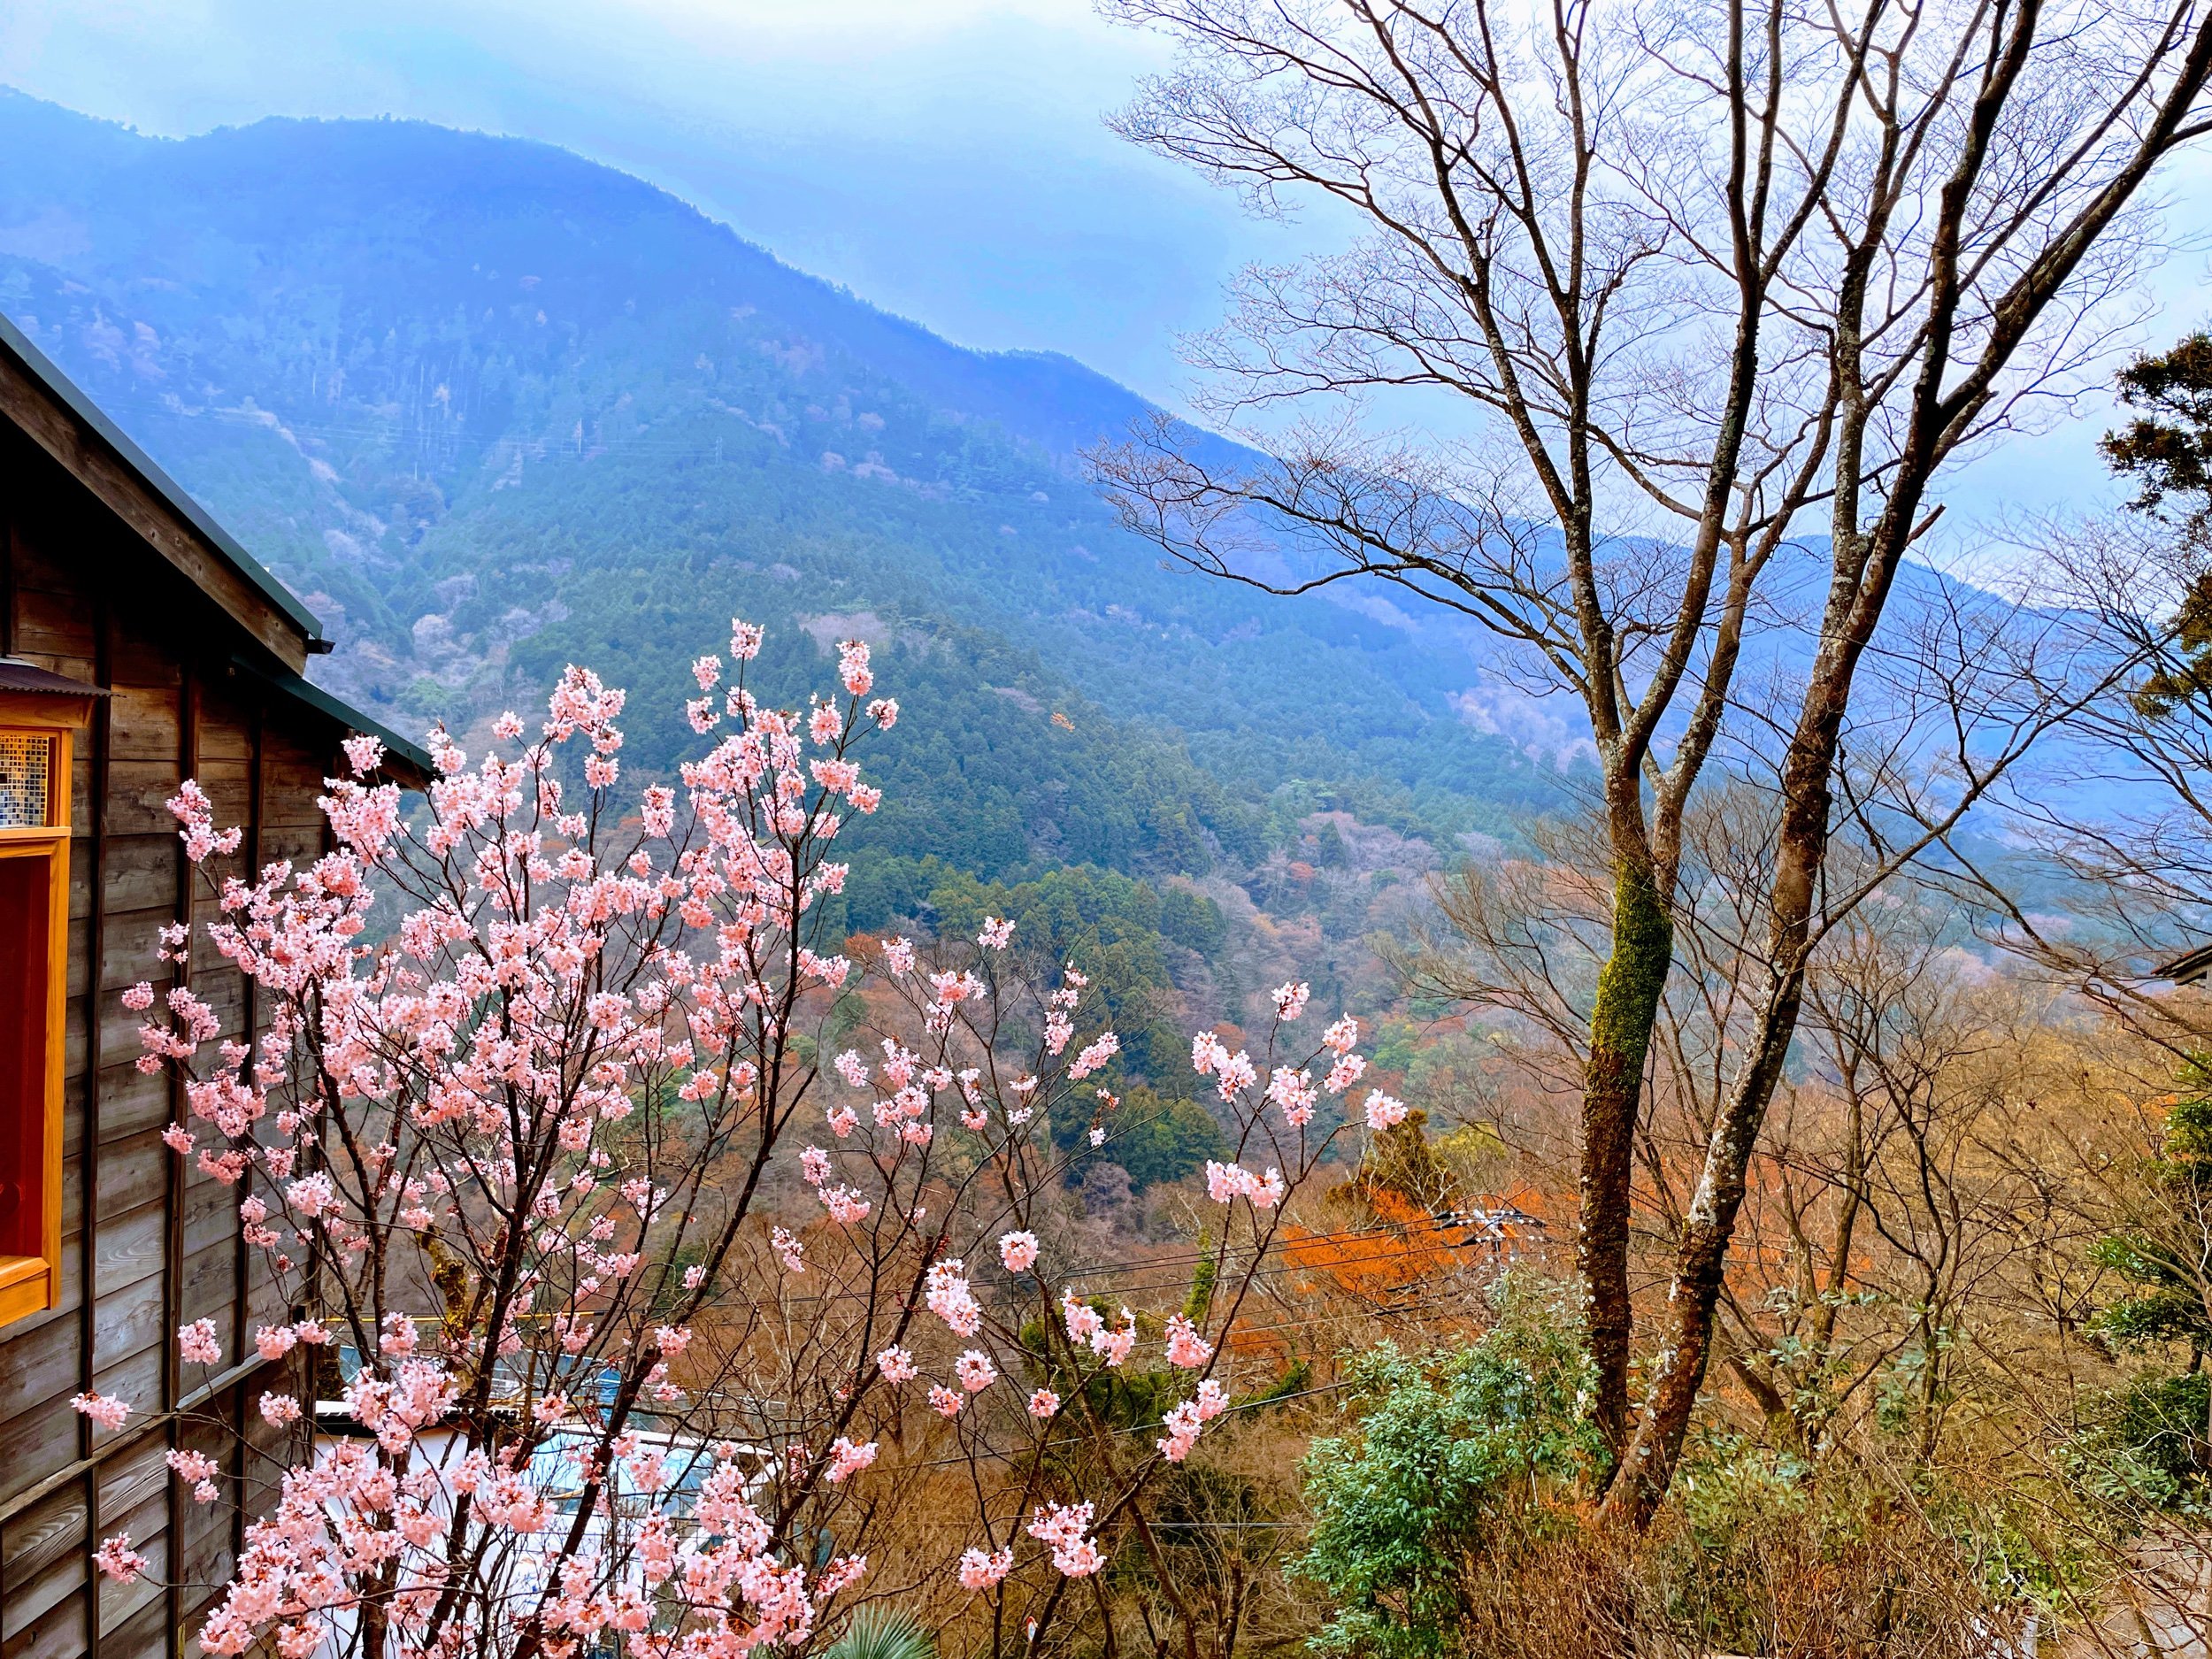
[0,659,112,696]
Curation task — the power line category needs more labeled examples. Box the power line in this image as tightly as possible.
[751,1214,1540,1317]
[1030,1204,1545,1288]
[666,1270,1502,1468]
[876,1377,1363,1473]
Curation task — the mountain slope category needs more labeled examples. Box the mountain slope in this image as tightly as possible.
[0,92,1574,886]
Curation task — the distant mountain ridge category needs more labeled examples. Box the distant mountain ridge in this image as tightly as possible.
[0,89,1574,895]
[0,96,1161,451]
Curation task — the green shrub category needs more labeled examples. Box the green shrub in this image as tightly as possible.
[1294,1276,1604,1659]
[2071,1368,2212,1514]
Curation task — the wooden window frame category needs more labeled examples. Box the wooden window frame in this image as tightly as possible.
[0,690,84,1329]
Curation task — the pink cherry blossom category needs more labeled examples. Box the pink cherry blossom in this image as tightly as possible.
[1211,1048,1257,1102]
[958,1546,1015,1592]
[1066,1031,1119,1080]
[1158,1399,1203,1463]
[772,1225,807,1272]
[1363,1089,1409,1130]
[342,734,385,777]
[826,1437,878,1483]
[955,1350,998,1392]
[93,1532,149,1583]
[179,1318,222,1366]
[926,1261,982,1336]
[96,625,1353,1659]
[72,1392,130,1431]
[1062,1292,1104,1345]
[1027,1502,1103,1577]
[1095,1324,1136,1368]
[1164,1314,1214,1369]
[1204,1160,1287,1210]
[167,1448,223,1503]
[819,1185,872,1225]
[1266,1065,1317,1127]
[837,640,874,697]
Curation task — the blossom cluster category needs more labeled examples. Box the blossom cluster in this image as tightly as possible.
[96,617,1398,1657]
[102,628,922,1659]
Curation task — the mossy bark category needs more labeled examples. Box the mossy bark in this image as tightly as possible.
[1602,965,1803,1528]
[1604,590,1850,1527]
[1580,859,1672,1461]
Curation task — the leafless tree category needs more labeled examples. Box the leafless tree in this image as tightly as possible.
[1962,515,2212,1054]
[1405,775,2057,1440]
[1092,0,2212,1517]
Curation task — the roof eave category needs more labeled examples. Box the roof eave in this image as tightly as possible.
[2156,943,2212,985]
[0,310,328,668]
[227,657,436,788]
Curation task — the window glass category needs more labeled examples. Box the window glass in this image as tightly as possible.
[0,733,49,828]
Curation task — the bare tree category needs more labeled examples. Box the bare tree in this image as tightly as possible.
[1404,776,2058,1449]
[1993,503,2212,1029]
[1092,0,2212,1516]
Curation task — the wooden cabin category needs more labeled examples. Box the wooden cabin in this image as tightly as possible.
[0,314,427,1659]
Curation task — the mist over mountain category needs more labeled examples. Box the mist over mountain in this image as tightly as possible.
[0,91,1588,898]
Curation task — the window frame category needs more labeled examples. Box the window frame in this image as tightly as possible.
[0,691,81,1329]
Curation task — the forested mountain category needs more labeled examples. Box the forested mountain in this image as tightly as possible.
[0,90,1577,902]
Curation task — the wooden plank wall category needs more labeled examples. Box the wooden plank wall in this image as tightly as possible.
[0,430,325,1659]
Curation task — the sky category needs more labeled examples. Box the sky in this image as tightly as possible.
[0,0,1273,409]
[3,0,2209,536]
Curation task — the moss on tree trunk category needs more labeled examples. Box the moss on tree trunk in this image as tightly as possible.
[1580,859,1671,1461]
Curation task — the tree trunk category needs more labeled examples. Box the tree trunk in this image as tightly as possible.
[1581,856,1673,1460]
[1601,634,1853,1526]
[1598,967,1802,1525]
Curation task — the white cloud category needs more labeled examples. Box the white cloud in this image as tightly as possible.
[0,0,1245,405]
[5,0,2206,525]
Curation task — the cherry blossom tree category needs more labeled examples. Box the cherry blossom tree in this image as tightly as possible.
[87,622,1386,1659]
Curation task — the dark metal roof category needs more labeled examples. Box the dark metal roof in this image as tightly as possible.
[226,657,434,786]
[0,659,113,696]
[0,311,327,650]
[2158,942,2212,986]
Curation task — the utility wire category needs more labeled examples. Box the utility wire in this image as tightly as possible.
[749,1222,1540,1316]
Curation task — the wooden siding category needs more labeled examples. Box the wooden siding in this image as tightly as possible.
[0,420,346,1659]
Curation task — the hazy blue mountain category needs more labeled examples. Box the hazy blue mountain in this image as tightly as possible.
[0,90,1576,893]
